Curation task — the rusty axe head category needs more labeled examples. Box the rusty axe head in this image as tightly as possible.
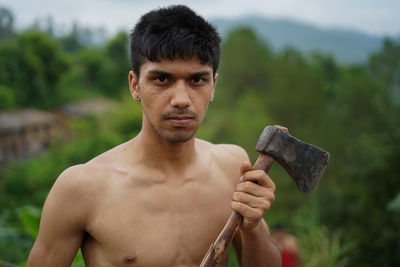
[256,125,330,196]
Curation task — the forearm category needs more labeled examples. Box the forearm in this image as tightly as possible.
[238,219,281,267]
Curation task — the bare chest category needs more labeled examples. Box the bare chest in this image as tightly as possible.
[82,173,234,267]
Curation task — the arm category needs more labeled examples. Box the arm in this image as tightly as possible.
[232,161,281,267]
[27,166,89,267]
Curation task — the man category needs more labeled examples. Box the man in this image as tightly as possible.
[27,5,281,267]
[272,224,300,267]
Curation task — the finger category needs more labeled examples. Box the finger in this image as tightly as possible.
[231,201,264,222]
[241,170,276,189]
[232,192,272,210]
[236,181,271,197]
[240,161,253,178]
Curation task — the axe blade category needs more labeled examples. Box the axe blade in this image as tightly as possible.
[256,126,330,196]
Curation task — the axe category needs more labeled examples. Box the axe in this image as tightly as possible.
[200,125,330,266]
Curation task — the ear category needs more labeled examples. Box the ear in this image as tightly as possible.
[210,73,218,102]
[129,71,140,101]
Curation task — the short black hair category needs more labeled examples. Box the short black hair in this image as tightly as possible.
[130,5,221,77]
[273,223,284,231]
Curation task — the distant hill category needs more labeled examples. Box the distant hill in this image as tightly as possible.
[211,16,395,64]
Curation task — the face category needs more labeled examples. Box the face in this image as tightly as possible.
[129,57,218,143]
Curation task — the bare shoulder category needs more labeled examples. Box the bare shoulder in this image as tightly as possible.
[197,139,249,163]
[47,163,103,211]
[52,140,133,200]
[214,143,249,162]
[196,139,249,183]
[52,163,102,195]
[40,161,110,232]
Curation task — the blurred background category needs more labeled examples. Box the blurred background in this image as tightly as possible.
[0,0,399,266]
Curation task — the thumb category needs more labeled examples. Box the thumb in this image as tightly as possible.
[240,161,253,178]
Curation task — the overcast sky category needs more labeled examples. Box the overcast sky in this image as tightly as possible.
[2,0,400,37]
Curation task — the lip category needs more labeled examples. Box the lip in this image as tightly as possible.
[168,117,194,126]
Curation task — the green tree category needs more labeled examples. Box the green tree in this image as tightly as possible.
[217,27,271,104]
[0,84,15,109]
[59,23,83,53]
[205,27,272,145]
[0,6,14,41]
[368,38,400,104]
[317,61,400,266]
[0,31,71,109]
[204,27,400,266]
[104,31,131,96]
[71,32,130,97]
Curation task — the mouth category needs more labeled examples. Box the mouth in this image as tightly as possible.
[167,116,194,126]
[163,110,197,127]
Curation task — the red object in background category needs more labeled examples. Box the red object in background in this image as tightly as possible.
[281,249,299,267]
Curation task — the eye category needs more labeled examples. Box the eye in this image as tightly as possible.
[153,76,169,84]
[191,76,208,85]
[192,77,202,83]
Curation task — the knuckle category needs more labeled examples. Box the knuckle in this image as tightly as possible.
[242,171,250,179]
[241,174,251,183]
[257,210,266,219]
[232,201,244,211]
[231,201,239,210]
[260,200,268,210]
[233,192,244,202]
[262,201,271,211]
[255,170,265,178]
[270,181,276,191]
[236,185,243,193]
[242,181,253,191]
[266,191,275,202]
[232,192,238,200]
[236,183,244,191]
[244,171,258,181]
[257,209,264,218]
[249,209,262,220]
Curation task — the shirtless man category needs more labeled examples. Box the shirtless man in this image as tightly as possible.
[27,5,281,267]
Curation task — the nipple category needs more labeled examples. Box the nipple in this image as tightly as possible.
[123,252,137,264]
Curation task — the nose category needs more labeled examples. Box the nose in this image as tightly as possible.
[170,81,191,108]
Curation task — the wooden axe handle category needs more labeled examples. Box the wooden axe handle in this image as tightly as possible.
[200,153,275,267]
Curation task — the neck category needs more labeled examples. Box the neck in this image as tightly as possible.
[131,126,197,174]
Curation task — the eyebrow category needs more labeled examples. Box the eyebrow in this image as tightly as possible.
[191,71,212,77]
[148,70,212,77]
[148,70,172,77]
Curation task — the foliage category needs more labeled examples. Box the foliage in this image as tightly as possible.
[369,39,400,90]
[0,31,71,109]
[16,206,41,239]
[0,7,14,41]
[201,27,400,266]
[292,200,353,267]
[387,193,400,212]
[0,84,15,109]
[0,28,130,110]
[0,210,32,263]
[1,23,400,267]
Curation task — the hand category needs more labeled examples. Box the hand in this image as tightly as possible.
[231,161,276,231]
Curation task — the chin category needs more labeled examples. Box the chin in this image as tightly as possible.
[163,134,195,143]
[159,129,197,143]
